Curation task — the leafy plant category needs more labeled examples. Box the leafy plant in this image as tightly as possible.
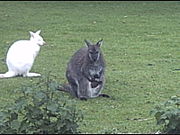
[0,74,83,134]
[150,95,180,134]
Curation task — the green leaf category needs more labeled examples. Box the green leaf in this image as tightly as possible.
[48,80,59,91]
[10,112,18,121]
[15,97,27,111]
[22,86,34,96]
[0,112,7,121]
[34,91,46,100]
[47,102,58,112]
[11,120,20,130]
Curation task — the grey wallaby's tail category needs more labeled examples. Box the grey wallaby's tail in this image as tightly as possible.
[57,83,71,93]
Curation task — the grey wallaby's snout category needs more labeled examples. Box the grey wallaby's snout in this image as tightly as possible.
[92,55,99,62]
[94,74,100,79]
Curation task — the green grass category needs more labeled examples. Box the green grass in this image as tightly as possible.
[0,1,179,133]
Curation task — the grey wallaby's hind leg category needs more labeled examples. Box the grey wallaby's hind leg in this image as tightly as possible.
[77,78,89,100]
[61,79,88,101]
[57,83,78,98]
[60,72,80,98]
[71,83,79,98]
[70,78,88,100]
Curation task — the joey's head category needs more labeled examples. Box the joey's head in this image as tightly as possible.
[29,30,46,46]
[85,39,103,62]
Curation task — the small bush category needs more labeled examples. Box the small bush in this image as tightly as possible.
[0,74,83,134]
[150,95,180,134]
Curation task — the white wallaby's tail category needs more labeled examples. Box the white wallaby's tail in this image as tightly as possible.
[0,71,16,78]
[0,74,4,78]
[24,72,41,77]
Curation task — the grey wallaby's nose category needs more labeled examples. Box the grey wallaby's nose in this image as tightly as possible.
[94,74,100,78]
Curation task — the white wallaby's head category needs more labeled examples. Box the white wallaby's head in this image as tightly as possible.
[29,30,46,46]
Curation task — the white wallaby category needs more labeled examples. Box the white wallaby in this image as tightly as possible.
[0,30,46,78]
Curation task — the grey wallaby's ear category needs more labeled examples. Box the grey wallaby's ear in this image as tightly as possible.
[84,39,91,47]
[96,39,103,47]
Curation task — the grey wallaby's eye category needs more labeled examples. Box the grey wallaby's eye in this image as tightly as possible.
[89,49,99,54]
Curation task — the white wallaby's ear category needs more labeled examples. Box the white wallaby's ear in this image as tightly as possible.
[29,31,35,38]
[96,39,103,47]
[36,30,41,35]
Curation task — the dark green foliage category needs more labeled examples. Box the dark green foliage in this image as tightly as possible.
[0,74,83,134]
[150,96,180,134]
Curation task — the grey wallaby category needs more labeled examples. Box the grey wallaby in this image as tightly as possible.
[58,39,110,100]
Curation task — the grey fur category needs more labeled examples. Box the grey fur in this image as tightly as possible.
[59,39,109,100]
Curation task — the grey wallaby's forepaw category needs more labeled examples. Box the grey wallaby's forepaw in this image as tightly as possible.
[99,94,110,98]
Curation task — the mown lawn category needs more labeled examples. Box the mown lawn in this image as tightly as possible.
[0,1,179,133]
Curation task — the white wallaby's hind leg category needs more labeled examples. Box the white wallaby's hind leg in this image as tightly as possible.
[0,71,16,78]
[23,72,41,77]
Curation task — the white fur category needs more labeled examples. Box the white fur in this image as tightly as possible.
[0,30,46,78]
[87,81,101,98]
